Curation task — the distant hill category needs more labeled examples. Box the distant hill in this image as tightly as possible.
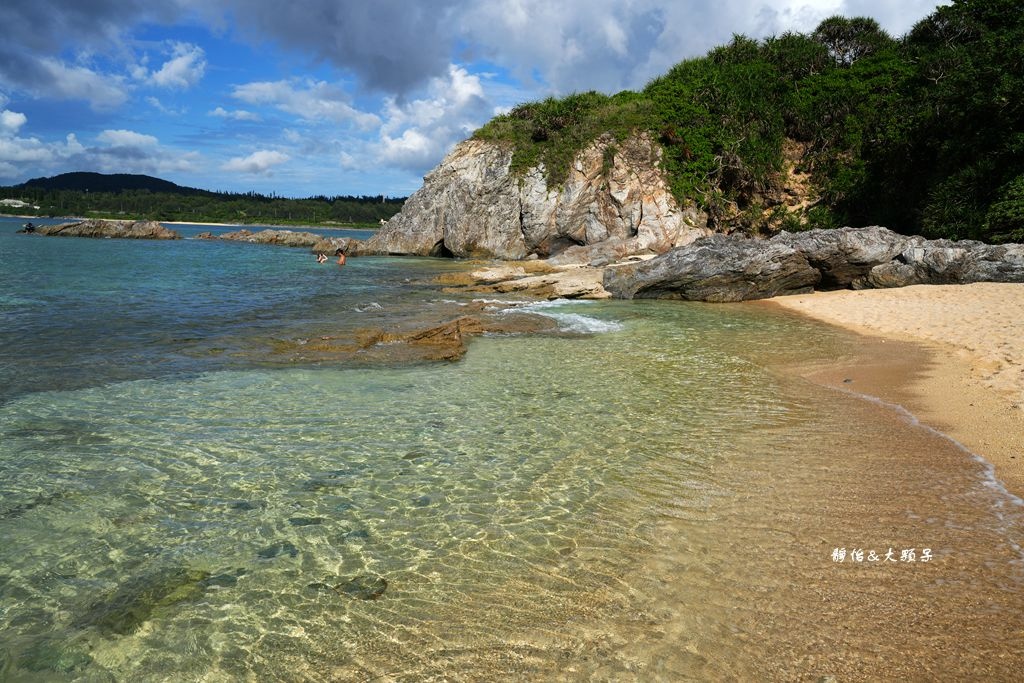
[3,172,405,226]
[19,172,209,195]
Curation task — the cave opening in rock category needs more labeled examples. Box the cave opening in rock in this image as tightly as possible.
[429,240,454,258]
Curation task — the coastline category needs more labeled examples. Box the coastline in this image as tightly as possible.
[162,220,378,232]
[1,213,378,232]
[762,283,1024,497]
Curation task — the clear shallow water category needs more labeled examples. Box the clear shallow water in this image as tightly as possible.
[1,217,1023,680]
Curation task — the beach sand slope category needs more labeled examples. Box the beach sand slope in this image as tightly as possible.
[768,282,1024,495]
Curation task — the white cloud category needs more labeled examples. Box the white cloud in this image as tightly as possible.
[0,126,85,177]
[210,106,261,121]
[231,79,380,128]
[373,64,491,173]
[339,150,357,169]
[36,58,128,111]
[146,96,186,115]
[453,0,941,94]
[149,42,206,89]
[221,149,289,174]
[98,129,159,148]
[1,110,27,134]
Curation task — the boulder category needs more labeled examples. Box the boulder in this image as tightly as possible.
[783,226,909,288]
[603,233,820,301]
[865,238,1024,288]
[603,226,1024,301]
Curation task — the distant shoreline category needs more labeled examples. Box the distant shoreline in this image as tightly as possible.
[161,220,378,232]
[2,213,378,232]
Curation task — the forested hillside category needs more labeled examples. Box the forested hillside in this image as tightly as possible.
[1,173,404,227]
[475,0,1023,243]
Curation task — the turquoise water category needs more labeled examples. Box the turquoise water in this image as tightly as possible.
[1,217,1022,680]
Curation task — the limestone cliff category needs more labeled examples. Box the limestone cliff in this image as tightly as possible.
[360,134,710,262]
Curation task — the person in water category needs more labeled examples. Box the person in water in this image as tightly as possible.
[335,247,347,266]
[316,252,327,264]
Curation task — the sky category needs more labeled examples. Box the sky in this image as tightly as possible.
[0,0,946,198]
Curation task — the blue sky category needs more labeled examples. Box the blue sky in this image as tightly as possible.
[0,0,944,198]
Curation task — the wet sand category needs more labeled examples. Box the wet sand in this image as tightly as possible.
[765,283,1024,498]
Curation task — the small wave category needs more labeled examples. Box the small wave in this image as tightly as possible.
[354,302,383,313]
[521,298,595,310]
[541,312,624,334]
[472,298,535,312]
[482,297,620,334]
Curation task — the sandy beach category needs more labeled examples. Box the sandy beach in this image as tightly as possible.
[767,283,1024,496]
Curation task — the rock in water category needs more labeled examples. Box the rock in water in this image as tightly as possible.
[334,575,388,600]
[28,219,179,240]
[73,567,211,635]
[257,541,299,559]
[210,228,354,253]
[288,516,325,526]
[15,637,93,674]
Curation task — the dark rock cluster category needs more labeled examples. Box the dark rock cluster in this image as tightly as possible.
[603,226,1024,301]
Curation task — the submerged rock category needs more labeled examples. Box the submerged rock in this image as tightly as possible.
[603,227,1024,301]
[16,637,93,674]
[272,312,558,365]
[228,500,264,511]
[23,219,179,240]
[288,516,325,527]
[73,567,211,636]
[0,490,66,520]
[336,528,371,543]
[334,574,388,600]
[305,581,335,594]
[257,541,299,559]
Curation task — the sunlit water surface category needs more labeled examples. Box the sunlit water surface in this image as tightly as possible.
[1,218,1022,680]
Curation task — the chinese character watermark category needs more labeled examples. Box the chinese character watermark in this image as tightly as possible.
[830,547,933,563]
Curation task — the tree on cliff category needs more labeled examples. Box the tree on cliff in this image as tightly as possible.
[474,0,1023,243]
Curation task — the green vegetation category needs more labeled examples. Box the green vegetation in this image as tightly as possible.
[474,0,1024,242]
[1,172,404,227]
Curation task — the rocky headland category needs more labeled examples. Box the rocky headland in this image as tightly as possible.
[20,219,179,240]
[356,134,710,261]
[337,135,1023,302]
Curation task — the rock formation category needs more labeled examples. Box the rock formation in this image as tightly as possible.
[200,228,353,254]
[23,219,179,240]
[270,312,558,364]
[603,226,1024,301]
[358,134,710,261]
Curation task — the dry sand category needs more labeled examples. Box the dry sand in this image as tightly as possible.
[767,283,1024,496]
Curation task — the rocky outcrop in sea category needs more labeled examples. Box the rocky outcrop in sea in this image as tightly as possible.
[21,219,179,240]
[603,226,1024,301]
[197,229,353,254]
[357,133,710,260]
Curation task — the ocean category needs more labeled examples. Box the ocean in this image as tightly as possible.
[1,217,1022,680]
